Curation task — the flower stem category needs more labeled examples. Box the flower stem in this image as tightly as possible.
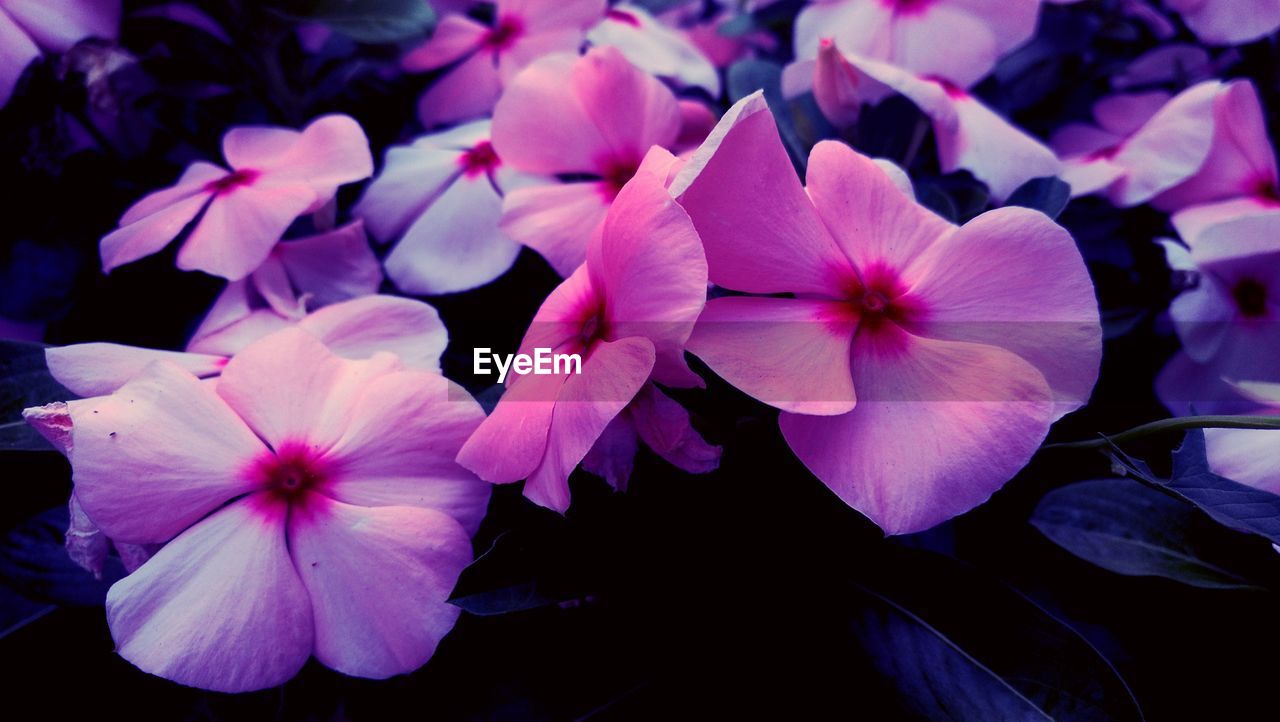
[1043,415,1280,451]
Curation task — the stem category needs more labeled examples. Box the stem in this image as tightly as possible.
[1043,415,1280,451]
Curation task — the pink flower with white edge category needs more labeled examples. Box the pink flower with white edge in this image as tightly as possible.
[1151,81,1280,245]
[1165,0,1280,46]
[403,0,606,128]
[1156,214,1280,415]
[673,93,1101,535]
[46,294,448,398]
[24,328,489,692]
[0,0,120,106]
[356,120,522,295]
[784,41,1061,201]
[457,152,716,512]
[794,0,1040,89]
[587,4,721,97]
[1203,381,1280,494]
[1052,82,1221,206]
[100,115,373,281]
[491,45,711,275]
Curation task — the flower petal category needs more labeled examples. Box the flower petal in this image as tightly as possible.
[46,342,227,397]
[176,183,318,281]
[298,295,449,373]
[500,181,609,276]
[273,220,383,307]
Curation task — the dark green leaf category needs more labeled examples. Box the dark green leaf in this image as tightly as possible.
[1006,177,1071,219]
[278,0,436,43]
[854,547,1144,722]
[1033,479,1260,589]
[1109,430,1280,545]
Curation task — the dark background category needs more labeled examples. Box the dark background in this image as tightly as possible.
[3,1,1279,719]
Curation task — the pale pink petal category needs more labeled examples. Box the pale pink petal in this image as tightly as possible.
[500,181,609,276]
[1156,351,1260,416]
[780,330,1053,535]
[903,207,1102,416]
[273,220,382,307]
[216,328,402,451]
[794,0,893,62]
[67,361,267,544]
[687,297,857,416]
[629,383,719,475]
[673,92,853,295]
[1206,426,1280,494]
[318,370,490,534]
[805,139,954,273]
[417,51,503,128]
[523,336,656,512]
[249,254,305,319]
[498,28,590,81]
[588,4,721,96]
[593,170,707,387]
[1166,0,1280,45]
[455,364,573,482]
[175,184,317,281]
[1093,91,1173,137]
[45,342,226,397]
[3,0,120,52]
[66,494,109,579]
[297,295,449,373]
[401,14,488,71]
[1161,239,1232,362]
[356,135,469,243]
[220,126,304,171]
[187,308,292,357]
[887,5,1001,88]
[101,160,228,271]
[1170,196,1280,246]
[1104,81,1220,205]
[289,496,470,678]
[512,0,607,34]
[491,53,612,175]
[934,88,1063,202]
[1154,81,1278,212]
[254,115,374,194]
[0,10,41,106]
[105,496,312,693]
[385,173,520,294]
[572,46,681,170]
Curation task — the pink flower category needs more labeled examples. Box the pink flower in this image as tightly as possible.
[680,6,777,69]
[0,0,120,106]
[1203,381,1280,493]
[784,41,1061,201]
[673,93,1101,534]
[491,46,708,275]
[25,327,489,691]
[356,120,521,295]
[1052,82,1220,206]
[1151,81,1280,245]
[46,294,448,397]
[794,0,1040,89]
[587,4,720,96]
[457,153,716,512]
[100,115,374,281]
[403,0,606,128]
[1165,0,1280,46]
[1157,214,1280,414]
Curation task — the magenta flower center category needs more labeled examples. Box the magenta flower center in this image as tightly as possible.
[484,15,524,52]
[882,0,937,16]
[1248,176,1280,205]
[459,141,501,177]
[606,8,642,27]
[204,168,261,196]
[252,442,330,500]
[847,264,922,333]
[598,156,641,200]
[1233,278,1269,318]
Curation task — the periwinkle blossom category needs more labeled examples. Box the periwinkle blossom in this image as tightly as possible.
[457,154,718,512]
[491,46,711,274]
[1052,81,1220,207]
[100,115,374,281]
[674,94,1101,534]
[1156,214,1280,415]
[784,41,1061,201]
[1203,381,1280,494]
[403,0,606,128]
[0,0,120,106]
[356,120,522,295]
[587,3,721,96]
[24,328,489,692]
[794,0,1040,89]
[1165,0,1280,46]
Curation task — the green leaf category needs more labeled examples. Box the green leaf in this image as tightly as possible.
[448,530,581,616]
[279,0,436,43]
[1006,176,1071,219]
[1033,479,1261,589]
[0,340,73,451]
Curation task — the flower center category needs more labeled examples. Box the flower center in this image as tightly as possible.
[882,0,937,16]
[1249,176,1280,205]
[598,156,641,201]
[459,140,501,178]
[1233,278,1269,318]
[204,168,260,196]
[484,15,524,52]
[252,442,330,500]
[606,8,642,27]
[847,263,922,333]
